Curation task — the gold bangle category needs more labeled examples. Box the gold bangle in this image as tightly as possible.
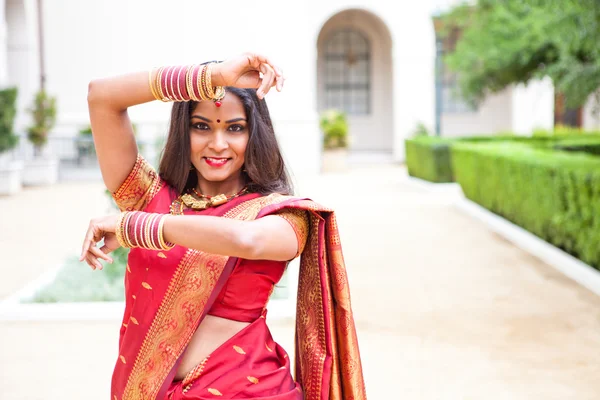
[197,65,209,101]
[123,212,134,248]
[165,66,175,102]
[115,212,130,248]
[148,68,161,101]
[186,65,198,102]
[155,66,168,102]
[204,63,215,99]
[158,215,174,250]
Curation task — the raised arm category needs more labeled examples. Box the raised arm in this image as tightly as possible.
[87,53,284,193]
[87,72,154,192]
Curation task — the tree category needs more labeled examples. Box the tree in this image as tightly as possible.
[440,0,600,110]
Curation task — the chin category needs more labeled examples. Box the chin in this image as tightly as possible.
[199,168,236,182]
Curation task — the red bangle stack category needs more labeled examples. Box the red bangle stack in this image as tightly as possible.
[115,211,174,251]
[149,63,225,105]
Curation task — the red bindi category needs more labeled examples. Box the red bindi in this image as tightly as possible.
[217,119,221,123]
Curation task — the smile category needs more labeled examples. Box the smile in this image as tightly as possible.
[204,157,230,168]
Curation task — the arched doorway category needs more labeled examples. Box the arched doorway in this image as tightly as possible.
[317,9,393,155]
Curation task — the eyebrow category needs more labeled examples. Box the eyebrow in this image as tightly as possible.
[191,115,247,123]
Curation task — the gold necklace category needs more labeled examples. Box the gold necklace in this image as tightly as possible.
[174,186,249,212]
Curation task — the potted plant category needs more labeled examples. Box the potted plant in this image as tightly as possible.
[22,90,59,186]
[320,109,349,173]
[76,124,96,165]
[0,87,23,195]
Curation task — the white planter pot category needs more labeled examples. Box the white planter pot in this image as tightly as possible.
[23,157,59,186]
[0,159,23,195]
[321,148,348,173]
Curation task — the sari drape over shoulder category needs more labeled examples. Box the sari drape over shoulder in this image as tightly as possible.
[110,155,366,400]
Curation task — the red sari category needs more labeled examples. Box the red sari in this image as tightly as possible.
[110,155,366,399]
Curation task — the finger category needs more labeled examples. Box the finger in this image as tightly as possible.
[258,63,275,98]
[80,228,95,261]
[85,253,97,270]
[86,252,103,271]
[246,53,276,70]
[276,73,285,92]
[89,245,113,263]
[99,244,114,257]
[247,53,283,81]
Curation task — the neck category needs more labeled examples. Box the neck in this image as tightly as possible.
[196,175,245,198]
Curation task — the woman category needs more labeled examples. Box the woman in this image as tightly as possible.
[81,53,366,400]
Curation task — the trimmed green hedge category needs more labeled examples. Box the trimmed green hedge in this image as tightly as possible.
[552,137,600,156]
[405,134,600,183]
[451,142,600,269]
[405,137,456,182]
[405,135,548,183]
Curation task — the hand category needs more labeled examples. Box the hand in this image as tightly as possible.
[211,52,284,99]
[79,214,120,270]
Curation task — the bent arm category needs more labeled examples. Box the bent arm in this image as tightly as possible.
[87,71,157,193]
[162,214,300,261]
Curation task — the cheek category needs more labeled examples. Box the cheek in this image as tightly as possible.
[233,136,249,160]
[189,134,205,152]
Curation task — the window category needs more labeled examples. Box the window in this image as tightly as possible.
[437,28,476,113]
[324,30,371,115]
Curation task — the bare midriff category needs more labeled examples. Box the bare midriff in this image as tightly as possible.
[174,315,250,381]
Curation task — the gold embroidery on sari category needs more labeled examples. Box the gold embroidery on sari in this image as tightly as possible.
[329,213,367,398]
[141,282,152,290]
[182,356,210,394]
[296,214,327,400]
[275,208,309,257]
[247,376,259,384]
[207,388,223,396]
[121,195,290,399]
[112,154,165,212]
[157,252,167,259]
[130,317,139,325]
[233,345,246,355]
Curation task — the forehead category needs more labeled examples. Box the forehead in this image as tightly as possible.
[191,93,246,118]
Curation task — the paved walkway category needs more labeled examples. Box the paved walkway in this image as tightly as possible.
[1,166,600,399]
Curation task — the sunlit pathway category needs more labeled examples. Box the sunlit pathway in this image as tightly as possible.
[1,165,599,399]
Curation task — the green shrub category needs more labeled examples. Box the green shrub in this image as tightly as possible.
[552,137,600,156]
[320,109,348,150]
[405,136,456,182]
[452,142,600,269]
[411,122,430,138]
[0,87,19,153]
[405,133,600,183]
[27,90,57,156]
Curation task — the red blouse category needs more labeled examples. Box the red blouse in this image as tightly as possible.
[112,155,309,323]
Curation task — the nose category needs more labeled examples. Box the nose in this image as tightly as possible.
[208,131,228,153]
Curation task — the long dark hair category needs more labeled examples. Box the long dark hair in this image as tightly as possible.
[158,87,293,196]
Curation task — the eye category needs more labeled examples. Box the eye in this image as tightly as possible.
[191,122,209,131]
[228,124,246,132]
